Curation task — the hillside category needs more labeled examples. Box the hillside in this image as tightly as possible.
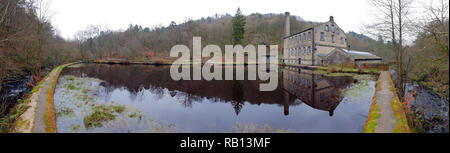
[78,13,391,62]
[76,13,321,59]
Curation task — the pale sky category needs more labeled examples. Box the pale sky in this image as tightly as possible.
[47,0,427,41]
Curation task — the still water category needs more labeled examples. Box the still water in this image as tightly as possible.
[54,63,376,133]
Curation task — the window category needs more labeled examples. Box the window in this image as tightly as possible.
[320,32,325,41]
[325,25,329,31]
[337,29,340,35]
[332,35,335,43]
[308,47,311,54]
[340,37,344,44]
[331,24,335,33]
[303,33,306,41]
[308,32,311,40]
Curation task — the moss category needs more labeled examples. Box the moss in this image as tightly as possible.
[83,104,126,128]
[67,76,74,81]
[112,105,125,113]
[364,105,381,133]
[71,124,81,132]
[363,73,383,133]
[83,105,117,128]
[325,72,355,77]
[386,72,411,133]
[313,70,327,75]
[128,112,143,120]
[82,89,88,94]
[56,107,74,117]
[318,65,381,75]
[43,65,69,133]
[391,92,411,133]
[66,83,77,90]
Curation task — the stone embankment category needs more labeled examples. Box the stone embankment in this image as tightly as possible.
[364,71,410,133]
[13,62,78,133]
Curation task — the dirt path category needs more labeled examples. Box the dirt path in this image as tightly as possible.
[13,63,77,133]
[33,69,58,133]
[374,71,398,132]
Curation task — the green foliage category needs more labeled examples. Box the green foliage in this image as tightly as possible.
[83,105,116,128]
[112,105,125,113]
[232,8,246,45]
[83,104,126,128]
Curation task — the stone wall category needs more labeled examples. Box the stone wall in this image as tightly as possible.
[323,49,353,66]
[314,21,347,49]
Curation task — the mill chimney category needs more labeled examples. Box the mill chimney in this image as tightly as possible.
[330,16,334,22]
[284,12,290,37]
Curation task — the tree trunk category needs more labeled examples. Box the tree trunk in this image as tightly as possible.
[397,0,404,98]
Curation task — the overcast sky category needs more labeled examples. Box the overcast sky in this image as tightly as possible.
[47,0,426,40]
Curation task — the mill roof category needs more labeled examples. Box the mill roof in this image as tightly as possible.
[342,49,382,60]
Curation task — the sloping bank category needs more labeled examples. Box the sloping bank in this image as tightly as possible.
[363,71,411,133]
[12,62,79,133]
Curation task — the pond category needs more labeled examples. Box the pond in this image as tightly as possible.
[54,63,377,133]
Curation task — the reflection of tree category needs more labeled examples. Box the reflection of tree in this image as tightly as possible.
[149,86,165,100]
[169,91,177,97]
[177,92,202,108]
[231,101,244,116]
[182,95,194,108]
[63,64,306,115]
[231,80,244,116]
[135,87,146,103]
[128,87,138,102]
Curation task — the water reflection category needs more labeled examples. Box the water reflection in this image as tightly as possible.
[57,64,373,132]
[282,67,354,116]
[62,64,355,117]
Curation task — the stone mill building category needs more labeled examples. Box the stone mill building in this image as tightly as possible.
[282,12,383,67]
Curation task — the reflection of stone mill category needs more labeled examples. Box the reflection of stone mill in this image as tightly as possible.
[282,68,353,116]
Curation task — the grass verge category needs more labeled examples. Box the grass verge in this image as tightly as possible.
[363,73,383,133]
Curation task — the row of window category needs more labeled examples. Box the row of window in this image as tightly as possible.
[287,74,312,88]
[288,46,312,56]
[285,85,313,102]
[324,24,340,35]
[320,32,345,44]
[287,31,312,47]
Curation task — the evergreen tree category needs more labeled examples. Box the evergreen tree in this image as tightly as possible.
[232,8,246,45]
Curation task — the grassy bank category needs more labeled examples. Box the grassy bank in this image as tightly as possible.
[42,63,78,133]
[363,73,383,133]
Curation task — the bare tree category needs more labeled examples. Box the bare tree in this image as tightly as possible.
[33,0,52,73]
[367,0,414,97]
[420,0,449,58]
[366,0,398,63]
